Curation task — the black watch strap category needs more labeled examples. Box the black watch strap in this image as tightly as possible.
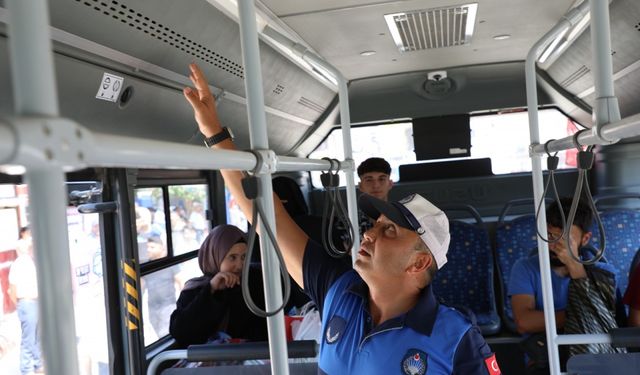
[204,127,232,147]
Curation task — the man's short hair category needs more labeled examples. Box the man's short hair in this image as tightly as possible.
[357,157,391,177]
[546,197,593,233]
[147,234,163,245]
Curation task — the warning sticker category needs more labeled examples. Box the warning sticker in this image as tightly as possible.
[96,73,124,102]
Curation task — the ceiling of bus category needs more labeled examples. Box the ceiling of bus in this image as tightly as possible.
[261,0,577,80]
[546,0,640,120]
[0,0,338,156]
[1,0,637,159]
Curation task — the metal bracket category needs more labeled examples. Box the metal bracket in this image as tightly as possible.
[2,116,94,171]
[249,149,278,175]
[214,88,226,103]
[592,96,622,144]
[529,143,540,157]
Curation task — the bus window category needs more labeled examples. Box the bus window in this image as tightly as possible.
[309,108,579,186]
[309,122,415,187]
[135,188,166,263]
[225,187,248,231]
[470,109,579,174]
[168,185,209,256]
[0,184,109,375]
[141,258,199,346]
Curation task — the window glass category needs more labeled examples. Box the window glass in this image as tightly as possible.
[470,109,578,174]
[309,122,415,187]
[309,108,578,186]
[0,184,109,375]
[168,185,209,255]
[225,187,248,232]
[67,210,109,375]
[141,258,200,346]
[135,188,166,263]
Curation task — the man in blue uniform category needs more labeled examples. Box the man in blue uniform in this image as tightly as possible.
[183,63,500,374]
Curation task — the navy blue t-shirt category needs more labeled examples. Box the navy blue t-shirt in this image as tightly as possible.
[302,239,498,374]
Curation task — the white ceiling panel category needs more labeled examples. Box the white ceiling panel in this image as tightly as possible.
[261,0,576,80]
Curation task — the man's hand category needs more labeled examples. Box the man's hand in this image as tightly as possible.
[183,63,222,138]
[549,237,586,279]
[210,272,241,292]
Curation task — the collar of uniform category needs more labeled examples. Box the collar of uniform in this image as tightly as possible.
[346,277,439,336]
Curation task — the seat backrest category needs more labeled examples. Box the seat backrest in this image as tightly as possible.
[495,214,538,321]
[432,220,500,334]
[590,209,640,294]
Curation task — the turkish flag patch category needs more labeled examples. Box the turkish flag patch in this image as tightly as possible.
[484,354,501,375]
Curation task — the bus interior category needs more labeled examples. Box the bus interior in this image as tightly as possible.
[0,0,639,374]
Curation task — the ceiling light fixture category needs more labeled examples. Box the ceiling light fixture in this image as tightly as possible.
[493,34,510,40]
[360,50,377,56]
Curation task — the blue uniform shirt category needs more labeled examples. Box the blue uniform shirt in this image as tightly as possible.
[508,254,618,313]
[303,240,498,375]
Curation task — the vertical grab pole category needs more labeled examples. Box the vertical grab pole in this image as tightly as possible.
[260,26,360,263]
[336,78,360,266]
[237,1,289,374]
[6,1,80,375]
[589,0,620,129]
[525,3,588,374]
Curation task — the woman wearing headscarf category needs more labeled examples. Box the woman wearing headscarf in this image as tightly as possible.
[169,224,269,347]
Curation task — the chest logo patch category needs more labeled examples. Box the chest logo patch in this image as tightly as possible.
[325,315,346,345]
[402,349,428,375]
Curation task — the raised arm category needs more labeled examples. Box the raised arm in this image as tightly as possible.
[182,63,309,288]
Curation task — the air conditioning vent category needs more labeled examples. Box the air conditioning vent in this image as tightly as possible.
[297,96,326,113]
[74,0,244,78]
[560,65,590,88]
[384,3,478,52]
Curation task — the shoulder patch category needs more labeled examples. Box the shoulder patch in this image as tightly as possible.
[484,354,501,375]
[401,349,428,375]
[325,315,347,344]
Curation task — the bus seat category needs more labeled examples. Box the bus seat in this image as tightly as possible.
[495,214,538,332]
[566,352,640,375]
[161,363,319,374]
[590,210,640,295]
[432,210,501,335]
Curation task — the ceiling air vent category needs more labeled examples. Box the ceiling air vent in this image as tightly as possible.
[384,3,478,52]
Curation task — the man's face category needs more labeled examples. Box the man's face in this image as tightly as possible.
[355,214,418,285]
[147,241,166,260]
[547,224,590,267]
[358,172,393,201]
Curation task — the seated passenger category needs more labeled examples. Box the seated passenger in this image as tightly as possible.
[169,225,271,347]
[509,197,624,372]
[356,157,393,234]
[623,262,640,327]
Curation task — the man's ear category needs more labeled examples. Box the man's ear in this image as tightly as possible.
[581,231,592,247]
[408,252,431,274]
[388,179,394,189]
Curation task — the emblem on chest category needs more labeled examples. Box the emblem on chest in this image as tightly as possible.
[402,349,428,375]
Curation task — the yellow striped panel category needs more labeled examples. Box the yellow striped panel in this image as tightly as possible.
[126,282,139,300]
[127,301,140,320]
[123,262,136,280]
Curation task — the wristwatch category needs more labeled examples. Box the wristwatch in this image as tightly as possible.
[204,127,234,147]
